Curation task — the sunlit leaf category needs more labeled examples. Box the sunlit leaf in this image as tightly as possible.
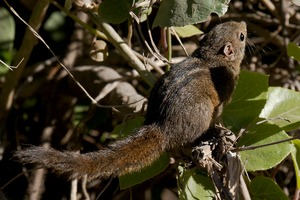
[287,43,300,61]
[292,139,300,189]
[0,7,15,71]
[153,0,230,27]
[223,71,269,132]
[249,176,289,200]
[260,87,300,132]
[0,7,15,50]
[173,25,203,38]
[238,122,292,171]
[177,167,215,200]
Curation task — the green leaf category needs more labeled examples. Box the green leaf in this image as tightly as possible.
[177,167,215,200]
[0,7,15,50]
[287,42,300,61]
[72,105,89,126]
[292,139,300,189]
[64,0,73,10]
[153,0,230,27]
[238,122,292,171]
[173,25,203,38]
[110,116,144,139]
[223,71,269,132]
[249,176,289,200]
[0,50,15,74]
[260,87,300,132]
[44,11,65,31]
[0,7,15,71]
[44,11,66,41]
[0,63,10,75]
[134,3,152,23]
[98,0,133,24]
[119,152,169,189]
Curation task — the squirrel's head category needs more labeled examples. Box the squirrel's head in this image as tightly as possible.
[193,21,247,65]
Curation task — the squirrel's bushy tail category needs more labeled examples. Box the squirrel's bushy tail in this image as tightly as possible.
[14,125,167,181]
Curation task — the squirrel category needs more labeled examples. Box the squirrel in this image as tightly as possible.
[14,21,247,182]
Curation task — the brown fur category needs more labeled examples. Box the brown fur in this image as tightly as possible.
[14,21,247,181]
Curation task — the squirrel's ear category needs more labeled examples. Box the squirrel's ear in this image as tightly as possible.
[223,42,235,61]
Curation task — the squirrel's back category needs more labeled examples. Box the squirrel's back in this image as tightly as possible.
[145,58,220,147]
[146,21,247,147]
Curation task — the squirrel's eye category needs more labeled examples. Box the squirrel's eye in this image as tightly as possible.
[239,33,245,41]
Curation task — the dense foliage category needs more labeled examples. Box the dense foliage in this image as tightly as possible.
[0,0,300,199]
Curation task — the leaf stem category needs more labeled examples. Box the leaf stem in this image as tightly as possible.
[166,27,172,71]
[88,12,156,87]
[233,137,296,152]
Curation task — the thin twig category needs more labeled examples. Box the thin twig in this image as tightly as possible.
[166,27,172,71]
[70,179,78,200]
[88,11,156,87]
[127,19,133,48]
[96,176,114,200]
[131,11,169,64]
[146,17,171,63]
[133,51,165,75]
[232,137,296,152]
[0,58,24,71]
[0,0,50,125]
[5,0,147,109]
[4,0,101,105]
[256,117,291,125]
[82,175,90,200]
[170,27,189,56]
[0,169,36,190]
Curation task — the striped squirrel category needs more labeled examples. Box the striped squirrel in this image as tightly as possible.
[14,21,247,181]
